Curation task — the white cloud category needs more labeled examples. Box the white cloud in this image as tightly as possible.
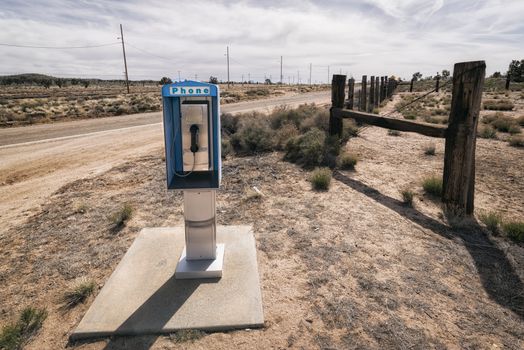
[0,0,522,81]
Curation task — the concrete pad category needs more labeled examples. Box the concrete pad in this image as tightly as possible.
[71,226,263,340]
[175,243,225,279]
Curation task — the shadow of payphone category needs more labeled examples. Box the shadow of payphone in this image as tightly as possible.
[162,81,222,278]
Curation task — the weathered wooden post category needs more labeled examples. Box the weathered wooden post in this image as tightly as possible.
[384,76,388,100]
[347,78,355,109]
[360,75,367,111]
[329,74,346,137]
[410,77,414,92]
[379,76,385,102]
[442,61,486,215]
[375,76,380,108]
[369,75,375,112]
[435,74,440,92]
[387,78,395,98]
[505,73,511,90]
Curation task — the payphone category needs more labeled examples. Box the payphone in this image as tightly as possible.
[162,81,222,278]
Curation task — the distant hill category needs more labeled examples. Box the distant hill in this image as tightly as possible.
[0,73,156,86]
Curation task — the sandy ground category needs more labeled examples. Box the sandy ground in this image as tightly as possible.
[0,91,330,233]
[0,94,522,349]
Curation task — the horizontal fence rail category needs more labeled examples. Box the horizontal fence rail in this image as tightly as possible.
[331,108,448,138]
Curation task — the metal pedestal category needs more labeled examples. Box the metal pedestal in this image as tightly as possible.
[175,189,224,279]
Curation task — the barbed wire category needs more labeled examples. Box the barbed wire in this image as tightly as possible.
[381,66,479,118]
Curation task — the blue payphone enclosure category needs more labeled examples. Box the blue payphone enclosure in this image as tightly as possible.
[162,81,221,189]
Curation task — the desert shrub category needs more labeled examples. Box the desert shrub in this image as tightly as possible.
[62,278,96,309]
[400,188,414,206]
[270,106,304,129]
[479,211,502,234]
[503,221,524,242]
[482,112,521,134]
[517,115,524,127]
[246,88,269,96]
[424,143,436,155]
[109,203,133,229]
[221,113,239,135]
[388,129,401,136]
[230,117,275,155]
[284,128,326,167]
[422,175,442,197]
[299,109,330,132]
[274,124,299,150]
[310,168,332,191]
[337,152,358,170]
[0,307,47,350]
[342,120,360,139]
[271,104,322,131]
[491,116,518,132]
[477,125,497,139]
[424,115,448,124]
[483,100,514,111]
[508,135,524,147]
[221,138,232,158]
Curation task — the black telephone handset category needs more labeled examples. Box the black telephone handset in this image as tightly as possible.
[190,124,200,153]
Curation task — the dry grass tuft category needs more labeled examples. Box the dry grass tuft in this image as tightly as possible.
[108,203,133,230]
[310,168,332,191]
[337,152,358,170]
[61,278,96,309]
[0,307,47,350]
[503,221,524,242]
[479,211,502,234]
[422,175,442,197]
[423,143,436,155]
[400,188,414,206]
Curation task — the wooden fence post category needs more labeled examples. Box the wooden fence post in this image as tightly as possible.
[347,78,355,109]
[410,78,414,92]
[360,75,367,111]
[329,74,346,137]
[379,76,385,102]
[375,76,380,108]
[384,76,388,100]
[442,61,486,215]
[435,74,440,92]
[369,75,375,112]
[506,74,511,90]
[387,78,395,98]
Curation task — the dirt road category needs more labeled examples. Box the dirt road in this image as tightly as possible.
[0,90,330,233]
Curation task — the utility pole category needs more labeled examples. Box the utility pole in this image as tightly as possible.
[119,24,130,94]
[327,65,330,84]
[226,46,230,88]
[248,73,250,83]
[242,74,244,85]
[194,74,197,81]
[280,56,283,85]
[309,63,312,85]
[178,70,181,82]
[297,70,300,85]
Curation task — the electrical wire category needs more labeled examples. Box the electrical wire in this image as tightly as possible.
[126,42,174,61]
[0,42,119,49]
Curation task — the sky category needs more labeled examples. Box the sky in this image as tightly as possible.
[0,0,523,82]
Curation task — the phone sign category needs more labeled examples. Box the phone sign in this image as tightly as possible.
[170,86,210,96]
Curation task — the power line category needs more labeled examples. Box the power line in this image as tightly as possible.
[0,42,119,49]
[126,42,174,61]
